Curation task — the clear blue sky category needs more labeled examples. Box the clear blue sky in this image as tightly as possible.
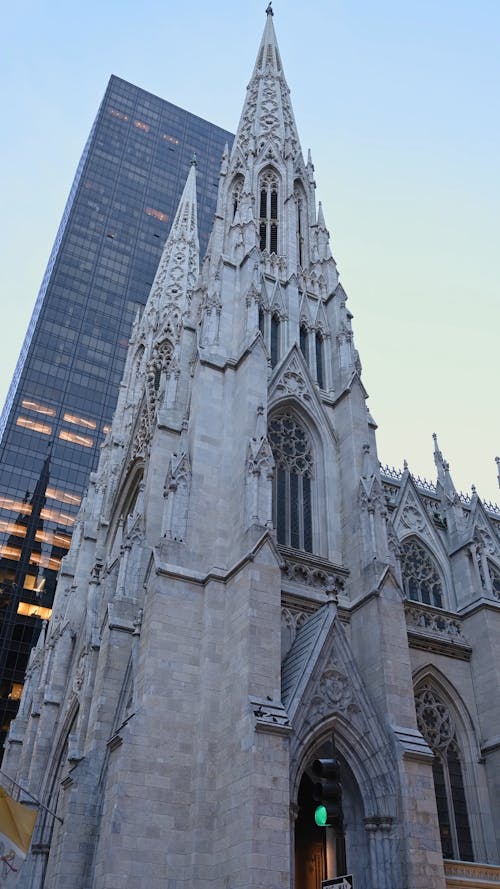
[1,1,499,499]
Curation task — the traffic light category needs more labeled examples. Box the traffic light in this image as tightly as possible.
[312,757,343,830]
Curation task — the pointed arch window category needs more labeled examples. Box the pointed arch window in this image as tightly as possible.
[259,169,279,254]
[294,183,308,268]
[299,324,308,361]
[315,332,324,389]
[231,175,244,221]
[297,195,304,266]
[269,411,313,552]
[258,306,265,339]
[488,561,500,599]
[400,538,443,608]
[415,684,474,862]
[149,339,173,392]
[270,313,280,368]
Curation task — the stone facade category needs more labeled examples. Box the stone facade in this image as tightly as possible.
[4,8,500,889]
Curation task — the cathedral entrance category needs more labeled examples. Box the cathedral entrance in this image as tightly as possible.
[294,768,346,889]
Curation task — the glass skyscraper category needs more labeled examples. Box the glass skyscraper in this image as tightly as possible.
[0,75,233,752]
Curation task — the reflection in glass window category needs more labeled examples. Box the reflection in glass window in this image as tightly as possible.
[17,602,53,621]
[59,430,93,448]
[21,399,56,417]
[16,417,52,436]
[46,486,81,507]
[145,207,169,223]
[0,498,32,516]
[63,412,97,430]
[39,507,75,527]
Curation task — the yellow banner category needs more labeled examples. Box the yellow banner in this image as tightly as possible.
[0,786,37,882]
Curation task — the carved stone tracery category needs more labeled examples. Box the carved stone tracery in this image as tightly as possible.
[268,412,312,477]
[400,538,443,608]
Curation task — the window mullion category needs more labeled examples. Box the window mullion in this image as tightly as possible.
[298,475,304,549]
[285,470,290,546]
[443,750,460,859]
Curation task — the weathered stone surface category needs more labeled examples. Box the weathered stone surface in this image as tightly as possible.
[6,9,500,889]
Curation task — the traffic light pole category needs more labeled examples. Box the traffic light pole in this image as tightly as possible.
[312,734,347,880]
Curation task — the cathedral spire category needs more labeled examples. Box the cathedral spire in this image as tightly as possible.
[433,432,457,497]
[142,159,199,334]
[231,4,301,161]
[433,432,465,537]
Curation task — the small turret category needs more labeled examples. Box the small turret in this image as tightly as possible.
[433,432,464,537]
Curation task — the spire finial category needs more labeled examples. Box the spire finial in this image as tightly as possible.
[496,456,500,489]
[266,2,273,16]
[191,153,197,166]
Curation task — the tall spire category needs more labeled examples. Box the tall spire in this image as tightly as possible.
[143,159,199,331]
[433,432,465,537]
[433,432,457,497]
[232,5,301,161]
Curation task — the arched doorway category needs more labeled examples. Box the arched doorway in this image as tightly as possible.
[295,770,327,889]
[294,742,347,889]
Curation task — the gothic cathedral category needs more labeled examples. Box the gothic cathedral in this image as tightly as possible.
[5,9,500,889]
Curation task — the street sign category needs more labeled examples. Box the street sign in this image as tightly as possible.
[321,877,353,889]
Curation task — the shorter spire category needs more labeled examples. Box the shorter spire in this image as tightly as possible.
[142,161,200,326]
[433,432,444,475]
[433,432,457,495]
[496,456,500,489]
[317,202,326,229]
[432,433,465,538]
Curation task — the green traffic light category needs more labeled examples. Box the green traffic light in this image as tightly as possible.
[314,804,328,827]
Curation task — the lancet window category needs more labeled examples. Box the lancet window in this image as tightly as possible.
[270,314,280,368]
[294,184,308,267]
[231,175,244,220]
[299,324,308,361]
[400,538,444,608]
[269,411,313,552]
[258,306,282,368]
[315,332,324,389]
[415,684,474,862]
[258,306,265,339]
[488,561,500,598]
[259,168,279,254]
[296,193,304,266]
[149,339,173,392]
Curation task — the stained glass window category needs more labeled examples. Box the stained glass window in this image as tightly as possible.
[488,561,500,599]
[300,325,308,360]
[259,168,279,254]
[270,315,280,368]
[269,412,313,552]
[315,333,324,389]
[400,538,443,608]
[415,684,474,861]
